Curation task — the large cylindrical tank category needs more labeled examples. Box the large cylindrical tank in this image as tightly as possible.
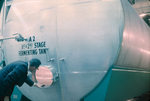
[1,0,150,101]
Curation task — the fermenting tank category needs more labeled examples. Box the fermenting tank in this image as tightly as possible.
[0,0,149,101]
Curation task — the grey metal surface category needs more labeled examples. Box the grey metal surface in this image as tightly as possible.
[3,0,149,101]
[2,0,124,100]
[115,0,150,69]
[56,0,123,100]
[3,0,62,101]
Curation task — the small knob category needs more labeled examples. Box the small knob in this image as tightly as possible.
[47,58,54,62]
[59,58,64,61]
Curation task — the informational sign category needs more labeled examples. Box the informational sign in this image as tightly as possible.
[18,36,49,56]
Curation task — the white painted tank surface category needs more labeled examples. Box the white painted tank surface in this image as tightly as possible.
[1,0,150,101]
[115,0,150,69]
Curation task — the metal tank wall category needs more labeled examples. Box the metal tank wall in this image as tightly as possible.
[2,0,124,101]
[3,1,62,101]
[115,0,150,69]
[56,0,124,101]
[83,1,150,100]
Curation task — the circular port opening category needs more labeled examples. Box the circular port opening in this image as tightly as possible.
[32,66,59,87]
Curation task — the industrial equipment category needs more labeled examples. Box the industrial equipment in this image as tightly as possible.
[0,0,149,101]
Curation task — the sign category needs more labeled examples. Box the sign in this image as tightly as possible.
[18,36,49,56]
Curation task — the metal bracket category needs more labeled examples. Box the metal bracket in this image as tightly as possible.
[0,33,24,42]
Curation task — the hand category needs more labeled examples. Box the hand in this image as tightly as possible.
[34,83,45,88]
[4,96,9,101]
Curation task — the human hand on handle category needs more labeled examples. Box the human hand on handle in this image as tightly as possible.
[34,83,45,88]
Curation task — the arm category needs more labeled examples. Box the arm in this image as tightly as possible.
[25,75,44,88]
[25,76,34,86]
